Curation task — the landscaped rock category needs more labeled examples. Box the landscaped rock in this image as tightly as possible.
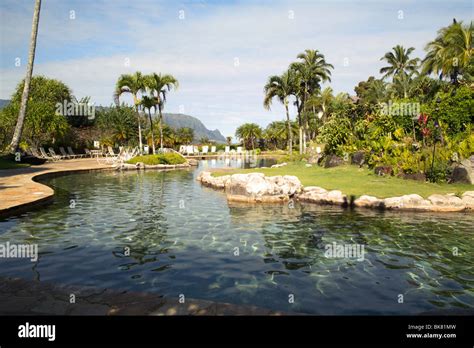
[197,171,230,189]
[461,191,474,210]
[383,194,432,210]
[374,166,393,176]
[427,194,465,212]
[324,155,344,168]
[450,160,474,184]
[303,186,327,194]
[351,151,365,166]
[400,172,426,182]
[298,189,347,206]
[354,195,383,208]
[271,162,287,168]
[224,173,301,200]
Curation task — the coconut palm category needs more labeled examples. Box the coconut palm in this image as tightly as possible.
[380,45,420,81]
[226,136,232,145]
[290,49,333,153]
[145,73,179,151]
[8,0,42,154]
[235,123,263,150]
[140,95,158,154]
[114,71,147,153]
[422,20,473,84]
[264,70,296,153]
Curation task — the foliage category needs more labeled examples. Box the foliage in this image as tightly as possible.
[235,123,263,150]
[126,153,186,165]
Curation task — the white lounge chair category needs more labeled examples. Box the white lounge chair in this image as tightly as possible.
[59,147,72,159]
[211,146,216,153]
[40,147,59,161]
[237,147,243,155]
[202,146,209,154]
[186,145,194,155]
[225,146,230,155]
[49,147,66,160]
[68,146,84,158]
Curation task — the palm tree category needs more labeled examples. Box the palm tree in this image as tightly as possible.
[177,127,194,145]
[290,49,333,153]
[264,70,295,153]
[140,95,158,154]
[422,20,473,84]
[226,136,232,145]
[145,73,179,151]
[8,0,41,154]
[380,45,420,81]
[235,123,262,150]
[114,71,146,153]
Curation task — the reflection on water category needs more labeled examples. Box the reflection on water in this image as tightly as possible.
[0,159,472,314]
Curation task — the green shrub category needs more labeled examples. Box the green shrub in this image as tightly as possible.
[126,153,186,165]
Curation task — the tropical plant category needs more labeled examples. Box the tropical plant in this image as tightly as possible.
[8,0,41,154]
[263,70,296,153]
[379,45,420,81]
[144,73,179,151]
[226,136,232,145]
[235,123,263,150]
[176,127,194,145]
[422,20,473,84]
[140,95,158,153]
[114,71,146,152]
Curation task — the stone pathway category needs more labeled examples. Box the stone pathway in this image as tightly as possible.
[0,277,285,315]
[0,159,113,216]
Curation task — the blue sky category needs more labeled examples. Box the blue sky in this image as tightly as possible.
[0,0,472,136]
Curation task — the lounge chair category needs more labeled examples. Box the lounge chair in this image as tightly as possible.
[84,148,93,158]
[39,147,59,161]
[186,145,194,155]
[237,146,243,155]
[202,146,209,154]
[68,146,84,158]
[179,145,186,154]
[211,146,216,153]
[225,146,230,155]
[49,147,66,160]
[59,147,73,159]
[193,146,199,155]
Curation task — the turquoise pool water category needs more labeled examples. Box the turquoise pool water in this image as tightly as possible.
[0,159,473,314]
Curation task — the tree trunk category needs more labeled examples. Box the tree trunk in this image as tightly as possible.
[158,105,164,151]
[136,104,143,154]
[284,101,292,154]
[148,109,156,154]
[8,0,41,154]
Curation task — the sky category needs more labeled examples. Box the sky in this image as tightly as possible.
[0,0,472,137]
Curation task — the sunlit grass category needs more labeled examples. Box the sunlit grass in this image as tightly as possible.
[212,162,472,198]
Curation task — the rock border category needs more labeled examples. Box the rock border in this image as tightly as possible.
[117,162,192,170]
[197,171,474,212]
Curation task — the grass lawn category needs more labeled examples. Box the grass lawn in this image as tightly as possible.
[126,153,186,165]
[0,156,31,170]
[212,162,473,198]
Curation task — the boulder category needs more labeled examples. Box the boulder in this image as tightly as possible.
[223,173,302,202]
[450,160,474,184]
[374,166,393,176]
[383,194,431,210]
[354,195,383,208]
[462,191,474,210]
[351,151,365,166]
[427,194,465,212]
[271,162,287,168]
[400,172,426,182]
[297,189,347,206]
[324,155,344,168]
[303,186,327,194]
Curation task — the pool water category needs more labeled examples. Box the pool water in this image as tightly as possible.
[0,159,473,314]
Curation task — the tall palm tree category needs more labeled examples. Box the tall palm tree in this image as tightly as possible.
[114,71,146,153]
[8,0,41,154]
[145,73,179,151]
[226,136,232,145]
[263,69,295,153]
[140,95,158,154]
[380,45,420,81]
[290,49,333,153]
[422,20,473,84]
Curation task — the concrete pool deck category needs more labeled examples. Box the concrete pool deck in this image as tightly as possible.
[0,158,114,216]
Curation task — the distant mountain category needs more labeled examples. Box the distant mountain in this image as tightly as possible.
[0,99,9,109]
[0,100,226,143]
[162,113,226,143]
